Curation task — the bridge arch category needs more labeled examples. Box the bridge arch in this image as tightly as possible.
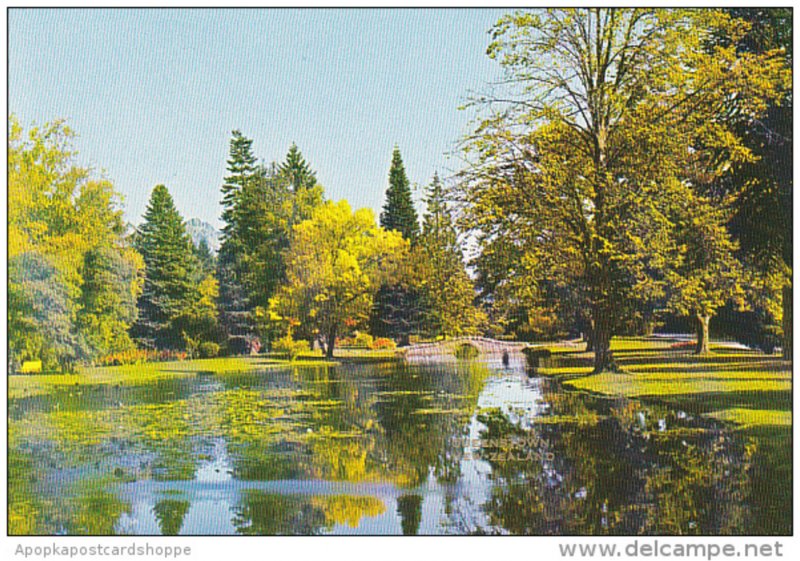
[403,337,529,362]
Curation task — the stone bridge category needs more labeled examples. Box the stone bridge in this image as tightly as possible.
[402,337,530,362]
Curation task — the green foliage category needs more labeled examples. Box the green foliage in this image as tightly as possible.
[458,9,789,371]
[132,184,199,349]
[278,143,317,192]
[272,332,309,361]
[217,130,260,350]
[411,173,487,338]
[380,147,419,242]
[372,148,423,342]
[198,341,221,359]
[9,252,86,372]
[174,274,220,350]
[7,117,143,369]
[220,130,257,239]
[271,200,409,357]
[77,246,144,357]
[218,133,324,352]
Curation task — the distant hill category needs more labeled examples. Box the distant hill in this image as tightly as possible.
[185,218,221,253]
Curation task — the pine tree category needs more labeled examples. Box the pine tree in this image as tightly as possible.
[380,147,419,242]
[372,148,422,344]
[220,130,257,240]
[418,173,486,337]
[278,143,317,192]
[217,131,260,354]
[132,184,197,349]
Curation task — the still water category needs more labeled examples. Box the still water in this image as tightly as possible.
[8,356,791,535]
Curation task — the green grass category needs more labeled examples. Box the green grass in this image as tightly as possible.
[8,349,404,400]
[704,408,792,428]
[8,356,310,399]
[551,337,791,429]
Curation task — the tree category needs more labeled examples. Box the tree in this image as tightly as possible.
[416,173,487,337]
[192,238,216,280]
[663,200,746,354]
[174,274,220,355]
[380,147,420,242]
[9,252,86,372]
[373,147,422,343]
[278,143,317,192]
[719,8,793,358]
[132,184,198,349]
[220,130,257,240]
[457,9,789,372]
[77,245,145,357]
[8,116,145,368]
[217,130,260,352]
[271,200,408,358]
[236,164,324,311]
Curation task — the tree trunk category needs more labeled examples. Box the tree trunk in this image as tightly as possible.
[325,325,337,359]
[783,283,792,360]
[585,320,595,353]
[695,313,711,355]
[592,311,614,373]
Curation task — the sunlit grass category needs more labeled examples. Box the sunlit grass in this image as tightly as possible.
[552,337,791,429]
[705,408,792,428]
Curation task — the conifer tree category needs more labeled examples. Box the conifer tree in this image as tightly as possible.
[278,143,317,192]
[380,147,419,242]
[372,147,422,344]
[418,173,486,337]
[220,130,257,241]
[217,131,259,354]
[132,184,197,349]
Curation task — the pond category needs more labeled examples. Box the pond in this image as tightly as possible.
[8,355,791,535]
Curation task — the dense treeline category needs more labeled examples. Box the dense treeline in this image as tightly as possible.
[7,121,482,369]
[9,116,144,372]
[7,8,791,372]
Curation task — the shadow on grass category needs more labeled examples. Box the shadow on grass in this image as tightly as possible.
[641,390,791,415]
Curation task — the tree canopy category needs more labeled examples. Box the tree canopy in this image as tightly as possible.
[456,8,790,370]
[270,200,408,357]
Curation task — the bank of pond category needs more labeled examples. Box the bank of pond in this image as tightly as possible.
[8,338,791,535]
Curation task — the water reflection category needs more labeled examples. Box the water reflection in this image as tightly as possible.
[7,357,790,535]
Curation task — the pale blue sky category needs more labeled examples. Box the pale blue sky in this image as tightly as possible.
[9,8,507,229]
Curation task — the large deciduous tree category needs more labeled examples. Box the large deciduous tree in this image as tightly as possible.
[271,200,408,358]
[719,8,793,358]
[456,9,789,372]
[8,116,144,370]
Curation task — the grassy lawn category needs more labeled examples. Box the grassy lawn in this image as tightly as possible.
[8,348,405,400]
[543,338,792,429]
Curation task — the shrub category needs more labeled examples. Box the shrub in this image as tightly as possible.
[199,342,220,358]
[370,337,396,350]
[272,333,309,361]
[353,332,374,348]
[95,348,188,366]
